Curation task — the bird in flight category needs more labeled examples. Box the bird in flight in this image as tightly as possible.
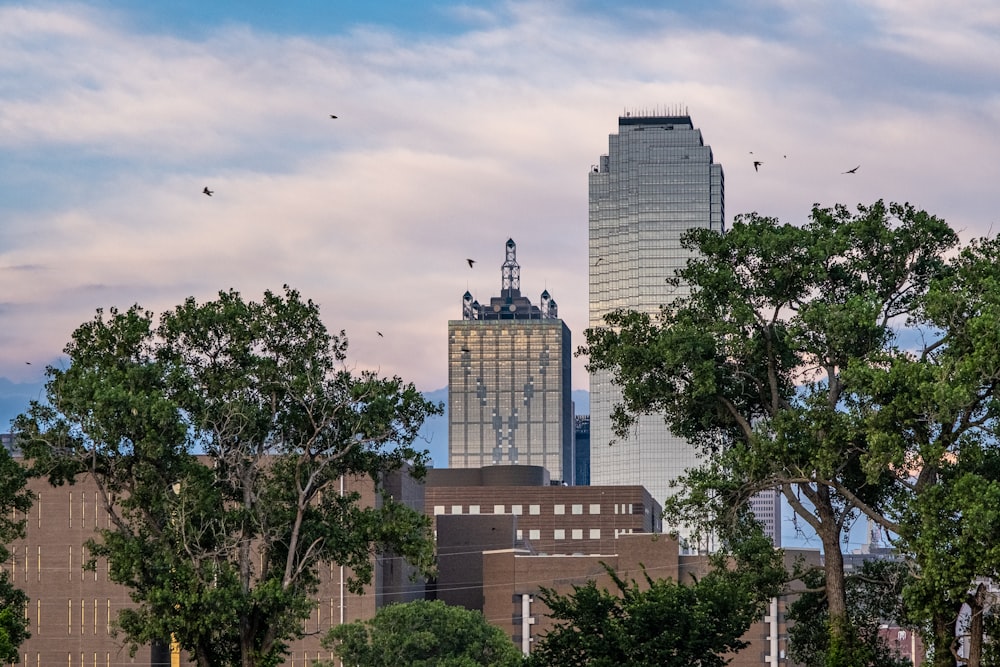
[330,114,338,119]
[377,331,384,337]
[753,161,762,172]
[466,259,475,268]
[594,257,603,265]
[843,165,860,174]
[203,187,214,196]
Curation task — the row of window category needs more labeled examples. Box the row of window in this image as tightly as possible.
[8,546,105,582]
[19,596,356,638]
[517,528,607,540]
[15,650,336,667]
[10,492,111,529]
[433,503,638,516]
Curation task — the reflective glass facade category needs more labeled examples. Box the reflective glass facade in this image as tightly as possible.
[448,240,574,483]
[588,114,724,537]
[448,320,573,482]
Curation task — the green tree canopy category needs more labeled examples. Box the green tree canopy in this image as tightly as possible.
[14,286,441,667]
[0,445,33,662]
[321,599,525,667]
[580,201,1000,665]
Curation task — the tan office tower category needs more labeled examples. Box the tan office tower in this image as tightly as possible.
[448,239,574,483]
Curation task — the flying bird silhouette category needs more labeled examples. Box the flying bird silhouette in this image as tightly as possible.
[203,187,213,196]
[466,259,475,268]
[330,114,338,119]
[377,331,384,337]
[753,161,762,172]
[594,257,603,265]
[843,165,860,174]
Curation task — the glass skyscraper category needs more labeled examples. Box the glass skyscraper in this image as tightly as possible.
[588,112,724,541]
[448,239,574,483]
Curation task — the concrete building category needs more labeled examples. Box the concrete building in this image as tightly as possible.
[750,488,782,546]
[588,110,725,541]
[448,239,574,483]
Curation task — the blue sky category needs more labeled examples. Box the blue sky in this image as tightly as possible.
[0,0,1000,391]
[5,0,995,553]
[3,0,999,399]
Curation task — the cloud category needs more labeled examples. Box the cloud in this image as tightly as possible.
[0,0,997,390]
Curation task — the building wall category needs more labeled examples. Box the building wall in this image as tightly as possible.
[588,113,724,539]
[481,535,684,656]
[574,415,590,486]
[7,469,417,667]
[424,477,661,556]
[750,488,782,546]
[448,318,573,482]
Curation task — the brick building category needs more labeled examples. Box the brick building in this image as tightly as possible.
[6,467,423,667]
[7,457,903,666]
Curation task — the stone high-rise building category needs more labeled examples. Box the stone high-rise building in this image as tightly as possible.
[448,239,574,483]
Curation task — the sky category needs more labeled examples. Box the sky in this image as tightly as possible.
[5,0,995,554]
[3,0,1000,399]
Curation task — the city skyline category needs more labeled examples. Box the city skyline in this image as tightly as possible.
[3,1,1000,395]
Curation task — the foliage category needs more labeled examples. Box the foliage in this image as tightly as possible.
[14,286,441,667]
[527,525,784,667]
[320,599,525,667]
[0,445,33,662]
[580,200,993,666]
[787,558,913,667]
[855,234,1000,667]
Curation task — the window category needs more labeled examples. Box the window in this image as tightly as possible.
[554,504,565,515]
[529,504,540,515]
[433,506,445,515]
[494,504,505,514]
[451,505,462,515]
[511,505,523,515]
[589,504,601,515]
[469,505,480,515]
[572,529,583,540]
[554,529,565,540]
[590,529,601,539]
[572,504,583,515]
[529,530,540,540]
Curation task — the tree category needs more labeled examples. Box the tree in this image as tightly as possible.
[320,599,525,667]
[0,445,33,661]
[846,233,1000,666]
[527,526,784,667]
[896,447,1000,666]
[581,201,962,665]
[14,286,440,667]
[786,558,913,667]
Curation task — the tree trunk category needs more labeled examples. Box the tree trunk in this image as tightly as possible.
[931,612,958,667]
[810,482,854,667]
[967,585,986,667]
[818,521,853,667]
